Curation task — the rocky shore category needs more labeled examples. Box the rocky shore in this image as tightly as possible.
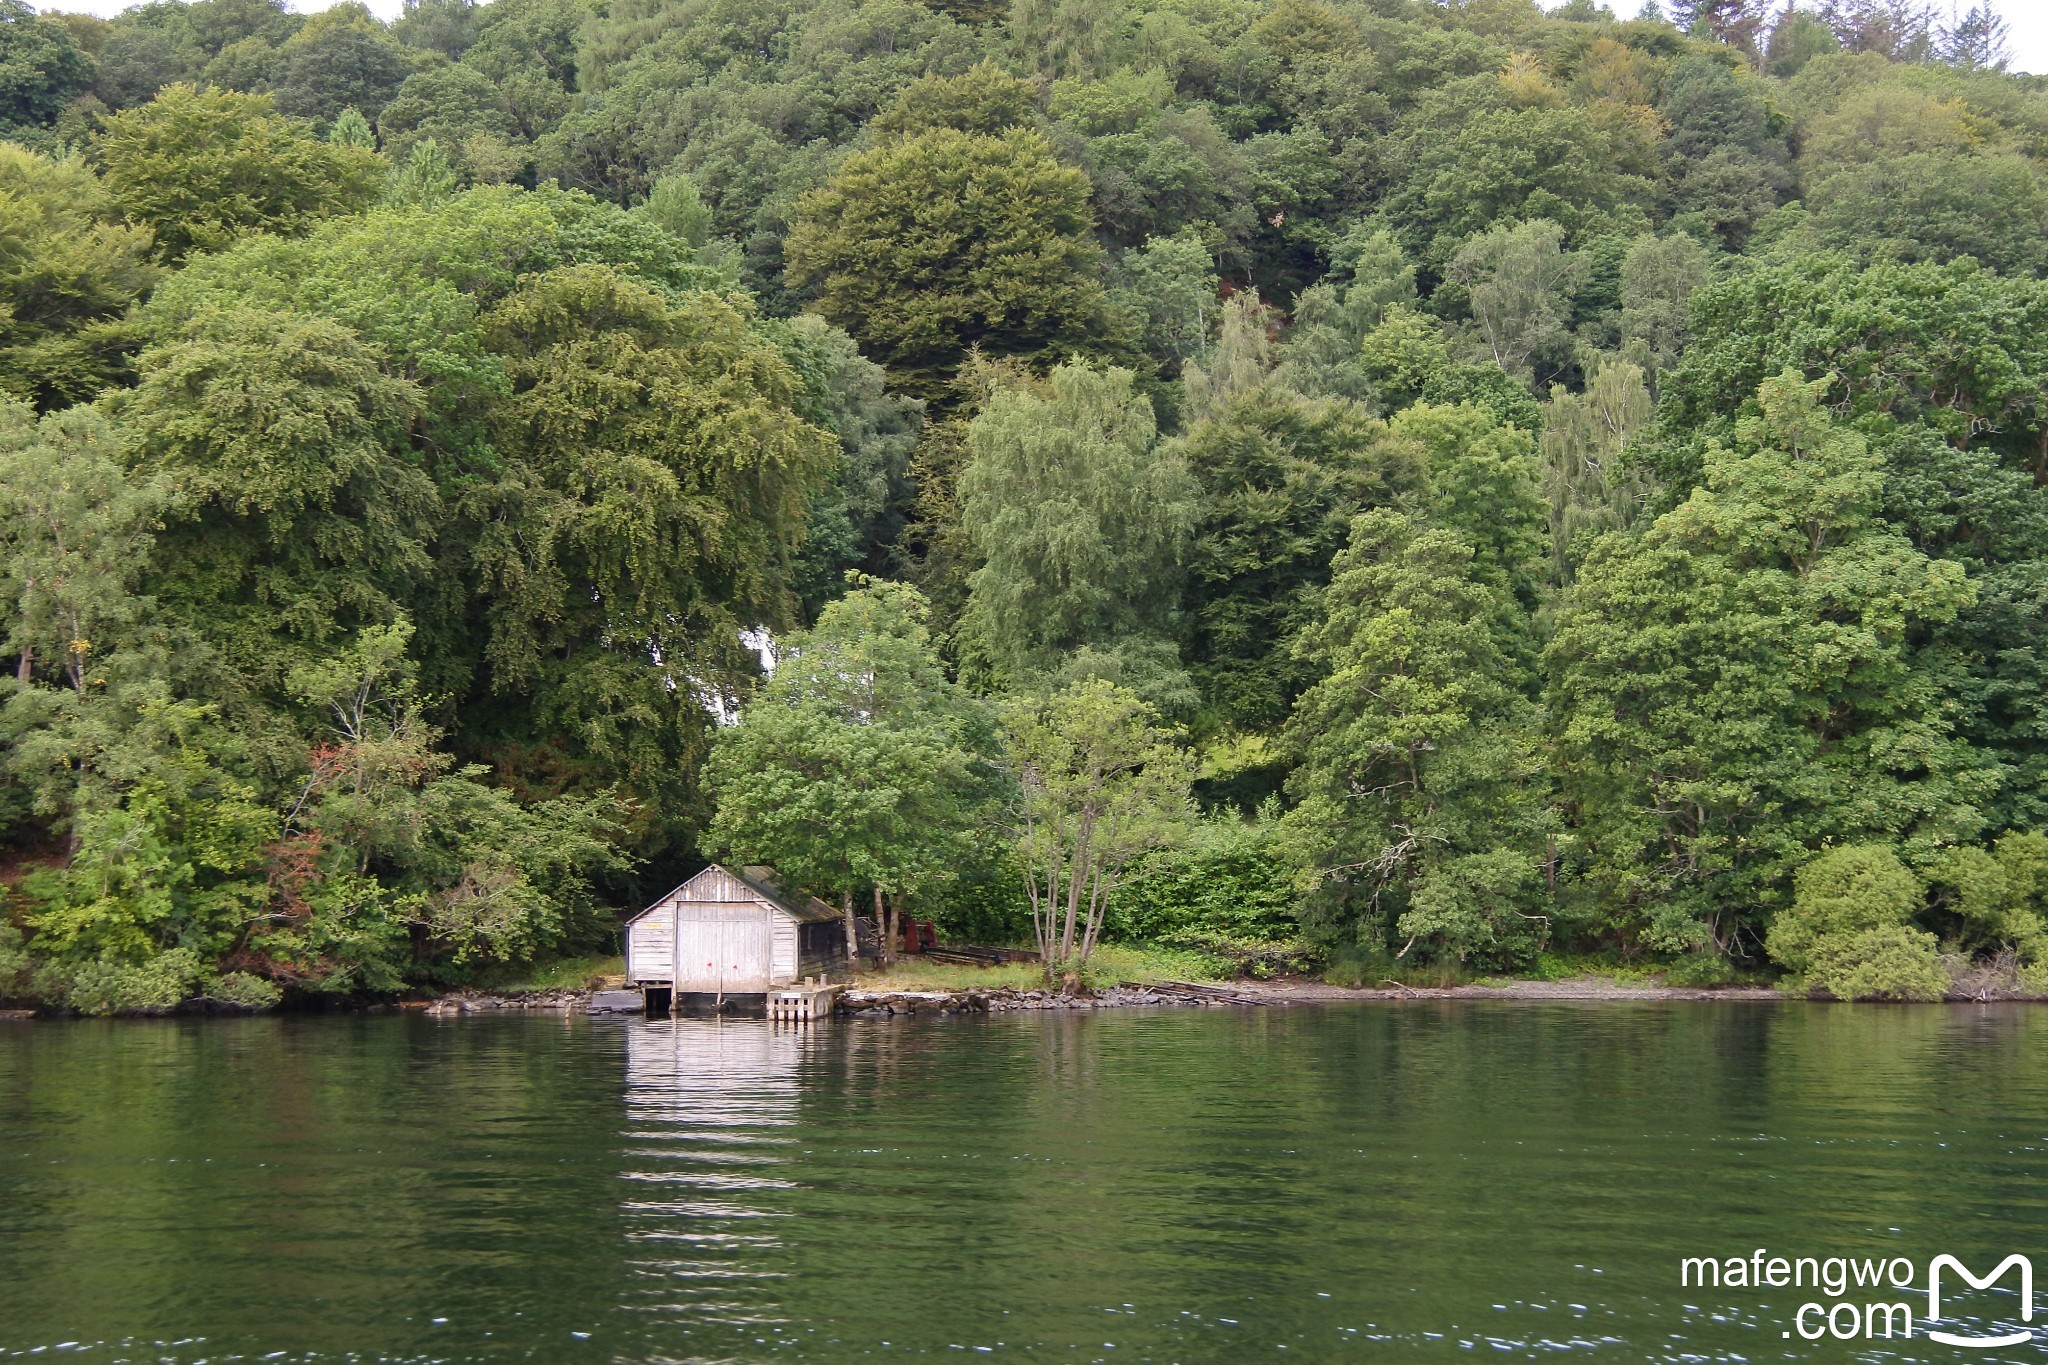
[840,982,1256,1014]
[412,989,591,1016]
[397,973,2037,1018]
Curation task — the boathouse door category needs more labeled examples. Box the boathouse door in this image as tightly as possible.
[714,910,771,992]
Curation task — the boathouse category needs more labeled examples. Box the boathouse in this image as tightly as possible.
[623,864,844,998]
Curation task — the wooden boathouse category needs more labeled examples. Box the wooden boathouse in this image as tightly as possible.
[623,864,845,1003]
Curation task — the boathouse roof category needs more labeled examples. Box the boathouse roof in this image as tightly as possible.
[626,864,842,926]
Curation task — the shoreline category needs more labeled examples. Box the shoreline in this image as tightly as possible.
[11,975,2044,1021]
[410,974,2021,1018]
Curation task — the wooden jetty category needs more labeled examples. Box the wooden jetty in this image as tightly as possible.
[768,978,843,1022]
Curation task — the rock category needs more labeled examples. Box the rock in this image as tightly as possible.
[586,989,644,1014]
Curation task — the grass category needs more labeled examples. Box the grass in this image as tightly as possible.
[487,954,625,992]
[1470,951,1770,989]
[856,942,1232,993]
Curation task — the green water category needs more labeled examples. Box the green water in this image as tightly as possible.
[3,1004,2047,1362]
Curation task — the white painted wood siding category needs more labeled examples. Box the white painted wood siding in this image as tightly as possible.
[625,866,809,990]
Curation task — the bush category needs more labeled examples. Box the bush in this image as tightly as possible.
[61,948,206,1015]
[1156,929,1320,978]
[1804,925,1947,1002]
[0,919,33,1000]
[1766,844,1923,974]
[202,971,282,1011]
[927,846,1031,944]
[1105,816,1297,943]
[1663,953,1746,987]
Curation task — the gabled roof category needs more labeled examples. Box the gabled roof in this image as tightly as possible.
[733,865,843,924]
[626,863,842,926]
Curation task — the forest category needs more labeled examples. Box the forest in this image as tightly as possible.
[0,0,2043,1009]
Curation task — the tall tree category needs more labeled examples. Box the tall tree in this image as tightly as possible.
[1550,372,1980,954]
[1176,383,1419,736]
[705,579,997,966]
[784,127,1109,399]
[0,145,158,411]
[470,265,835,852]
[113,305,435,696]
[1447,218,1582,387]
[1282,508,1547,966]
[958,363,1197,698]
[0,0,95,134]
[92,84,385,260]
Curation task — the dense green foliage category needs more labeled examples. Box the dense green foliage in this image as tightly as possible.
[3,0,2046,1005]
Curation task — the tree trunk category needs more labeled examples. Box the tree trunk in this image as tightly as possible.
[14,644,29,684]
[874,886,895,968]
[841,889,858,970]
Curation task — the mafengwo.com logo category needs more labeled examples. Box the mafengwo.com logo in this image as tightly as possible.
[1681,1250,2033,1346]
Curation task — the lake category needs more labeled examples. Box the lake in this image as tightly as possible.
[4,1003,2047,1361]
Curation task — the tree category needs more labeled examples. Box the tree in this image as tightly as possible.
[1177,383,1420,736]
[1382,102,1657,268]
[1930,832,2048,969]
[1277,231,1419,404]
[784,126,1109,398]
[1804,152,2048,278]
[1540,354,1655,580]
[1938,3,2010,69]
[1107,227,1218,371]
[1282,508,1546,965]
[269,2,416,127]
[114,305,435,694]
[1447,218,1582,387]
[389,136,458,204]
[872,60,1039,138]
[705,579,997,967]
[392,0,480,58]
[327,106,375,148]
[1767,9,1840,75]
[1817,0,1935,60]
[120,186,776,864]
[1658,257,2048,487]
[958,363,1196,694]
[638,170,712,248]
[93,84,385,260]
[1392,401,1547,624]
[1182,290,1278,421]
[1003,678,1193,977]
[1551,373,1979,954]
[0,0,95,133]
[1671,0,1771,51]
[0,403,159,702]
[0,145,158,411]
[1619,231,1711,373]
[375,64,523,178]
[470,265,836,851]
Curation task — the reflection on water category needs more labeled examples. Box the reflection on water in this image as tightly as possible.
[5,1005,2048,1362]
[619,1021,805,1338]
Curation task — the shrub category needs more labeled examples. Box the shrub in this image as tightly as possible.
[1105,816,1297,943]
[1663,953,1744,987]
[61,948,206,1015]
[0,919,32,1000]
[203,971,282,1011]
[1767,846,1945,1001]
[1766,844,1922,973]
[1804,925,1947,1002]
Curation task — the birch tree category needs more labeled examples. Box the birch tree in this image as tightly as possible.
[1002,678,1192,979]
